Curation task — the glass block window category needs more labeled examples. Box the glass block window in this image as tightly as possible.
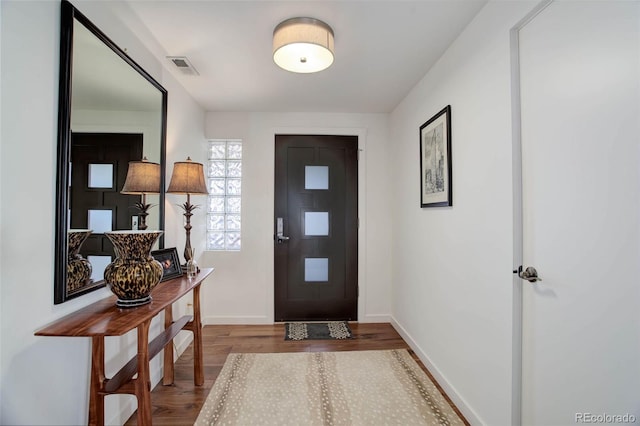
[206,140,242,250]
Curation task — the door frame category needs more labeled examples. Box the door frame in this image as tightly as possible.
[509,1,554,425]
[271,127,367,322]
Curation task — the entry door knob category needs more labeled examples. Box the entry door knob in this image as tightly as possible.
[275,217,290,243]
[276,234,290,243]
[513,265,542,283]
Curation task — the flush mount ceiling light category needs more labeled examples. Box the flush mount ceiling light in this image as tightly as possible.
[273,17,334,73]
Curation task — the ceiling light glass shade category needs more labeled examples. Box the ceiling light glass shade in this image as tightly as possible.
[273,17,334,73]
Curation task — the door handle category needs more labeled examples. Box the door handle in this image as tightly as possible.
[276,234,290,243]
[276,217,290,244]
[513,265,542,283]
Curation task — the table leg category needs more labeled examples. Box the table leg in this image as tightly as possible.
[193,285,204,386]
[89,336,105,426]
[163,305,175,385]
[135,320,152,425]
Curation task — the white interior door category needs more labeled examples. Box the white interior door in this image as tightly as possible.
[519,2,640,424]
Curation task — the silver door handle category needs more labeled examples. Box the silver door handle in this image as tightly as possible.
[513,265,542,283]
[276,217,290,243]
[276,234,290,243]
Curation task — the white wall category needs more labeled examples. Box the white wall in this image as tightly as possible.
[161,66,207,341]
[389,2,536,425]
[201,112,393,324]
[0,1,204,425]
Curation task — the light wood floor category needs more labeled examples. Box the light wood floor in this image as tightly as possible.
[124,323,467,425]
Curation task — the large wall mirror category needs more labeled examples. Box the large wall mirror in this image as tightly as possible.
[55,0,167,304]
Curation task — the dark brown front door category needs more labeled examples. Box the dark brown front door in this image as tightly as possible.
[274,134,358,321]
[70,133,143,264]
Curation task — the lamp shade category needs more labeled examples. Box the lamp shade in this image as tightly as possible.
[166,157,208,195]
[121,158,161,194]
[273,17,334,73]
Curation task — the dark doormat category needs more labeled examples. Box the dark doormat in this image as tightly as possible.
[285,321,353,340]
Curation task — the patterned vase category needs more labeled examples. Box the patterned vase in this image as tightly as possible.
[67,229,93,292]
[103,230,163,308]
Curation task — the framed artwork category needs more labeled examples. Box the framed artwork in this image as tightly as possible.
[419,105,452,207]
[151,247,183,282]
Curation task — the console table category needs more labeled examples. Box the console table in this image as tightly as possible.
[35,268,214,426]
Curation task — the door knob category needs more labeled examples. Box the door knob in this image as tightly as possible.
[276,234,290,243]
[275,217,290,243]
[513,265,542,283]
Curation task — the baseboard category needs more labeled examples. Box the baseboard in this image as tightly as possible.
[174,330,194,356]
[203,315,272,325]
[106,399,136,426]
[390,316,482,425]
[358,313,391,323]
[202,315,393,325]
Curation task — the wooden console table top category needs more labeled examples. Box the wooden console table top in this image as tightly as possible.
[35,268,214,426]
[36,268,213,338]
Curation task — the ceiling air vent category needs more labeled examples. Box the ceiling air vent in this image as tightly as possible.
[167,56,199,76]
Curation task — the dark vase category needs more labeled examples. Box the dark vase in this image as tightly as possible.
[103,230,163,308]
[67,229,93,292]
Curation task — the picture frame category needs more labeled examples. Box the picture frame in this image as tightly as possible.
[151,247,183,282]
[419,105,452,208]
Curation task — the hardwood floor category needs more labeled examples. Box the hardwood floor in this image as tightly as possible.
[124,323,467,425]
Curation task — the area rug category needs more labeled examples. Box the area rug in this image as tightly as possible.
[285,321,353,340]
[194,349,465,425]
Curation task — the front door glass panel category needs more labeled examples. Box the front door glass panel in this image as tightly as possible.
[305,165,329,190]
[305,258,329,282]
[88,209,112,233]
[88,164,113,188]
[304,211,329,236]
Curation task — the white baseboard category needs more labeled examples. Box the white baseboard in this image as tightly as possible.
[358,313,391,323]
[174,331,194,356]
[203,315,393,325]
[107,400,135,426]
[390,316,483,425]
[202,315,397,325]
[203,315,272,325]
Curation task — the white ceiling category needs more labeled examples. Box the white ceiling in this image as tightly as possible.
[116,1,488,113]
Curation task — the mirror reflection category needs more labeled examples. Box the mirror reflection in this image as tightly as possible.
[55,1,167,304]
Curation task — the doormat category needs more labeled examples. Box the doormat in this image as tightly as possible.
[285,321,353,340]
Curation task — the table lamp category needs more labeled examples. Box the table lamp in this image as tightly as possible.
[121,157,161,230]
[167,157,208,263]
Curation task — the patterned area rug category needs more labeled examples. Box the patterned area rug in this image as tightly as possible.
[285,321,353,340]
[195,349,465,425]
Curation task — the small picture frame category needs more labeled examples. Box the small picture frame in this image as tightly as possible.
[420,105,452,208]
[151,248,183,282]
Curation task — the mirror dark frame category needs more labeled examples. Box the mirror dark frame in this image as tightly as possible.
[55,0,167,304]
